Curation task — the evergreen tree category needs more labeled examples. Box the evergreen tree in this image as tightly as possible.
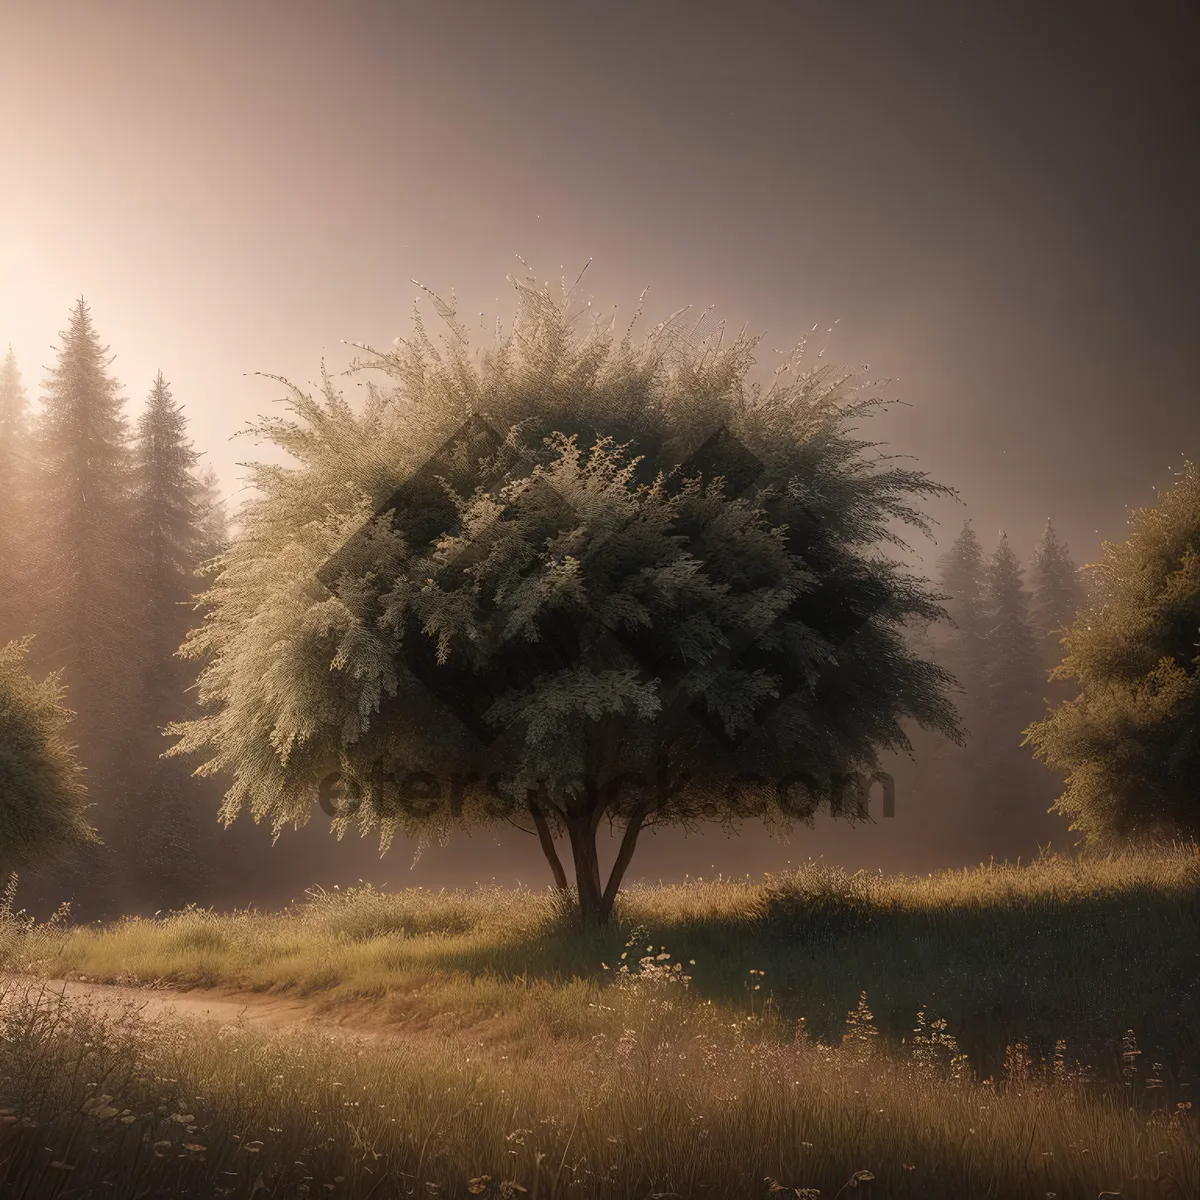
[935,521,988,726]
[0,347,32,642]
[28,299,135,911]
[1027,462,1200,844]
[130,371,201,710]
[123,372,209,908]
[910,522,990,852]
[31,300,135,719]
[979,531,1057,854]
[982,532,1040,723]
[1028,519,1085,675]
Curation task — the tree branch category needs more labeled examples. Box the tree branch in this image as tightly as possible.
[529,796,569,892]
[601,803,649,915]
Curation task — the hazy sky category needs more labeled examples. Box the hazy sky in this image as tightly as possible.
[4,0,1197,566]
[2,0,1197,892]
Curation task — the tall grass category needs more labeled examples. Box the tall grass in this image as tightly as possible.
[0,848,1197,1196]
[0,966,1195,1199]
[3,846,1196,1079]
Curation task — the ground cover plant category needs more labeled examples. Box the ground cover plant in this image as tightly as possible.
[0,848,1196,1197]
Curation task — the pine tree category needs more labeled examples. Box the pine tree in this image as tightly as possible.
[28,299,136,912]
[908,522,989,853]
[1028,519,1085,675]
[936,521,988,729]
[130,372,201,709]
[123,372,210,908]
[0,347,32,642]
[979,531,1057,854]
[31,300,135,715]
[982,533,1039,723]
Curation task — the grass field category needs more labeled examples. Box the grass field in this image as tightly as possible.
[0,847,1196,1198]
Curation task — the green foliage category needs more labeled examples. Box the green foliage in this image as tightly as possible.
[1027,461,1200,843]
[170,271,962,918]
[0,638,95,875]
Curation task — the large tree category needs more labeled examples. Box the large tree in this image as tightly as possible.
[0,347,32,643]
[170,273,962,926]
[1026,462,1200,844]
[0,638,96,877]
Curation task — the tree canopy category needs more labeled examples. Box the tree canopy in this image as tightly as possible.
[1026,461,1200,844]
[170,272,962,924]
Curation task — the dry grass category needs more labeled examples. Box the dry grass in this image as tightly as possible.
[0,967,1196,1199]
[0,847,1196,1197]
[4,846,1196,1075]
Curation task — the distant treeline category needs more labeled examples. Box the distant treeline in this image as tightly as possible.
[0,302,229,916]
[897,521,1086,861]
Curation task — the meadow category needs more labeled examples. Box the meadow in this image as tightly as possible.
[0,847,1196,1198]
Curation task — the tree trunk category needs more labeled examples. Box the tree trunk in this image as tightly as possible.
[560,807,650,928]
[565,814,605,929]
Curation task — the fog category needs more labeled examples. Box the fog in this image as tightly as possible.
[2,0,1196,908]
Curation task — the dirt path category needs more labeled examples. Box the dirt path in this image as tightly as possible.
[0,975,402,1042]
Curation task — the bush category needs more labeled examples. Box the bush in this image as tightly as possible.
[0,638,95,875]
[1026,461,1200,843]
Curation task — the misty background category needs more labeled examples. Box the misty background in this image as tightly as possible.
[1,0,1196,909]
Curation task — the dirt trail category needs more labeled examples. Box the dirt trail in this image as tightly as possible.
[0,975,403,1043]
